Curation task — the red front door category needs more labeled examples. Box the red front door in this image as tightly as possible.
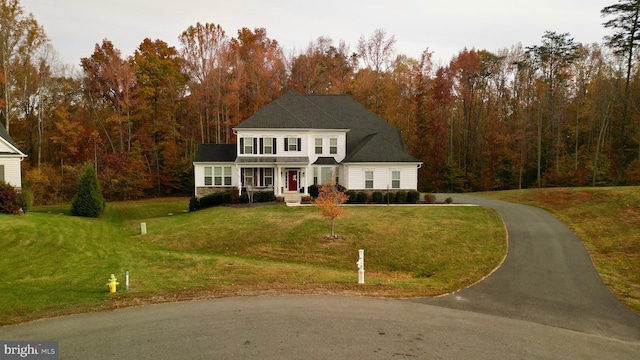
[288,171,298,191]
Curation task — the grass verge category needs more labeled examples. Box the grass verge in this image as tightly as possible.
[0,199,506,325]
[480,187,640,313]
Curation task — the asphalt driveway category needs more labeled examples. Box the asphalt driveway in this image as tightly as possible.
[413,194,640,342]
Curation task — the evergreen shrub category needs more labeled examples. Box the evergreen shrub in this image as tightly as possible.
[71,162,106,218]
[406,190,420,204]
[395,190,407,204]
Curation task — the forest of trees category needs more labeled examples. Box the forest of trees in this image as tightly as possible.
[1,0,640,204]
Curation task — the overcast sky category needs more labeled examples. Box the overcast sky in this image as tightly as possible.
[22,0,613,68]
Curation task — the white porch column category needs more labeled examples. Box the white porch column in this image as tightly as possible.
[275,165,282,196]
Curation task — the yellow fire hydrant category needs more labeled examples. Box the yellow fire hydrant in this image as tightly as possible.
[106,274,119,293]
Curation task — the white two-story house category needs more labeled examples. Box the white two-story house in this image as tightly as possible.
[193,90,421,198]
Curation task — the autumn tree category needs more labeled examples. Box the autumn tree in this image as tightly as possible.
[356,28,396,114]
[80,39,135,153]
[602,0,640,182]
[131,38,188,196]
[0,0,47,134]
[526,31,580,186]
[230,28,286,126]
[179,22,229,144]
[315,184,348,239]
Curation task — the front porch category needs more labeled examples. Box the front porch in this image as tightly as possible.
[237,162,310,197]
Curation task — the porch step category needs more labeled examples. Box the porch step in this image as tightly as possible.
[283,193,302,205]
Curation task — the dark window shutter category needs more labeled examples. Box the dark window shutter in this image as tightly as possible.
[284,138,288,152]
[273,138,277,154]
[239,138,244,154]
[253,138,258,154]
[260,138,264,154]
[260,168,264,186]
[297,138,301,151]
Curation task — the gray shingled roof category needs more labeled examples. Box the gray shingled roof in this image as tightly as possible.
[303,93,418,162]
[194,144,237,162]
[236,90,346,130]
[217,89,420,164]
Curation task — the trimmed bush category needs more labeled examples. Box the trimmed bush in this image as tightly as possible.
[253,190,275,203]
[445,197,453,204]
[345,190,357,204]
[71,162,106,218]
[383,192,393,204]
[200,192,224,208]
[0,182,21,214]
[372,191,383,204]
[239,189,275,204]
[424,193,436,204]
[189,196,200,212]
[308,184,319,198]
[356,192,368,204]
[395,190,407,204]
[406,190,420,204]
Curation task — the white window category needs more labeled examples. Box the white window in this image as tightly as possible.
[263,137,273,154]
[315,138,323,154]
[214,167,223,185]
[206,166,232,186]
[392,170,401,189]
[365,170,374,189]
[330,138,337,154]
[244,137,254,154]
[321,167,332,185]
[264,168,273,187]
[204,167,212,186]
[286,137,299,151]
[224,167,232,186]
[244,169,254,187]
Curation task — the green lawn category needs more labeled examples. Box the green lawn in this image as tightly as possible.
[480,187,640,313]
[0,199,506,325]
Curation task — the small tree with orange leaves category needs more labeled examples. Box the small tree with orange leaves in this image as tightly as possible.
[315,184,348,239]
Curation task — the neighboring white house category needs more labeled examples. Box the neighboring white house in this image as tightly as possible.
[194,89,422,198]
[0,122,26,190]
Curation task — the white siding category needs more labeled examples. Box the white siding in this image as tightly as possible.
[307,131,347,163]
[0,158,22,188]
[0,141,13,153]
[194,163,238,187]
[235,130,347,162]
[343,163,419,190]
[237,130,311,158]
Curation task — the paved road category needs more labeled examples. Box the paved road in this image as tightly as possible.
[1,296,639,359]
[1,194,639,359]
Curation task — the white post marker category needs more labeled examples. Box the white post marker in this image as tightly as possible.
[141,222,147,235]
[357,249,365,284]
[126,270,129,291]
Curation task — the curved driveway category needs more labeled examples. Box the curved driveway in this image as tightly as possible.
[1,194,639,359]
[415,194,640,341]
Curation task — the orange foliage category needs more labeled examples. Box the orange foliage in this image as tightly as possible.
[314,185,348,238]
